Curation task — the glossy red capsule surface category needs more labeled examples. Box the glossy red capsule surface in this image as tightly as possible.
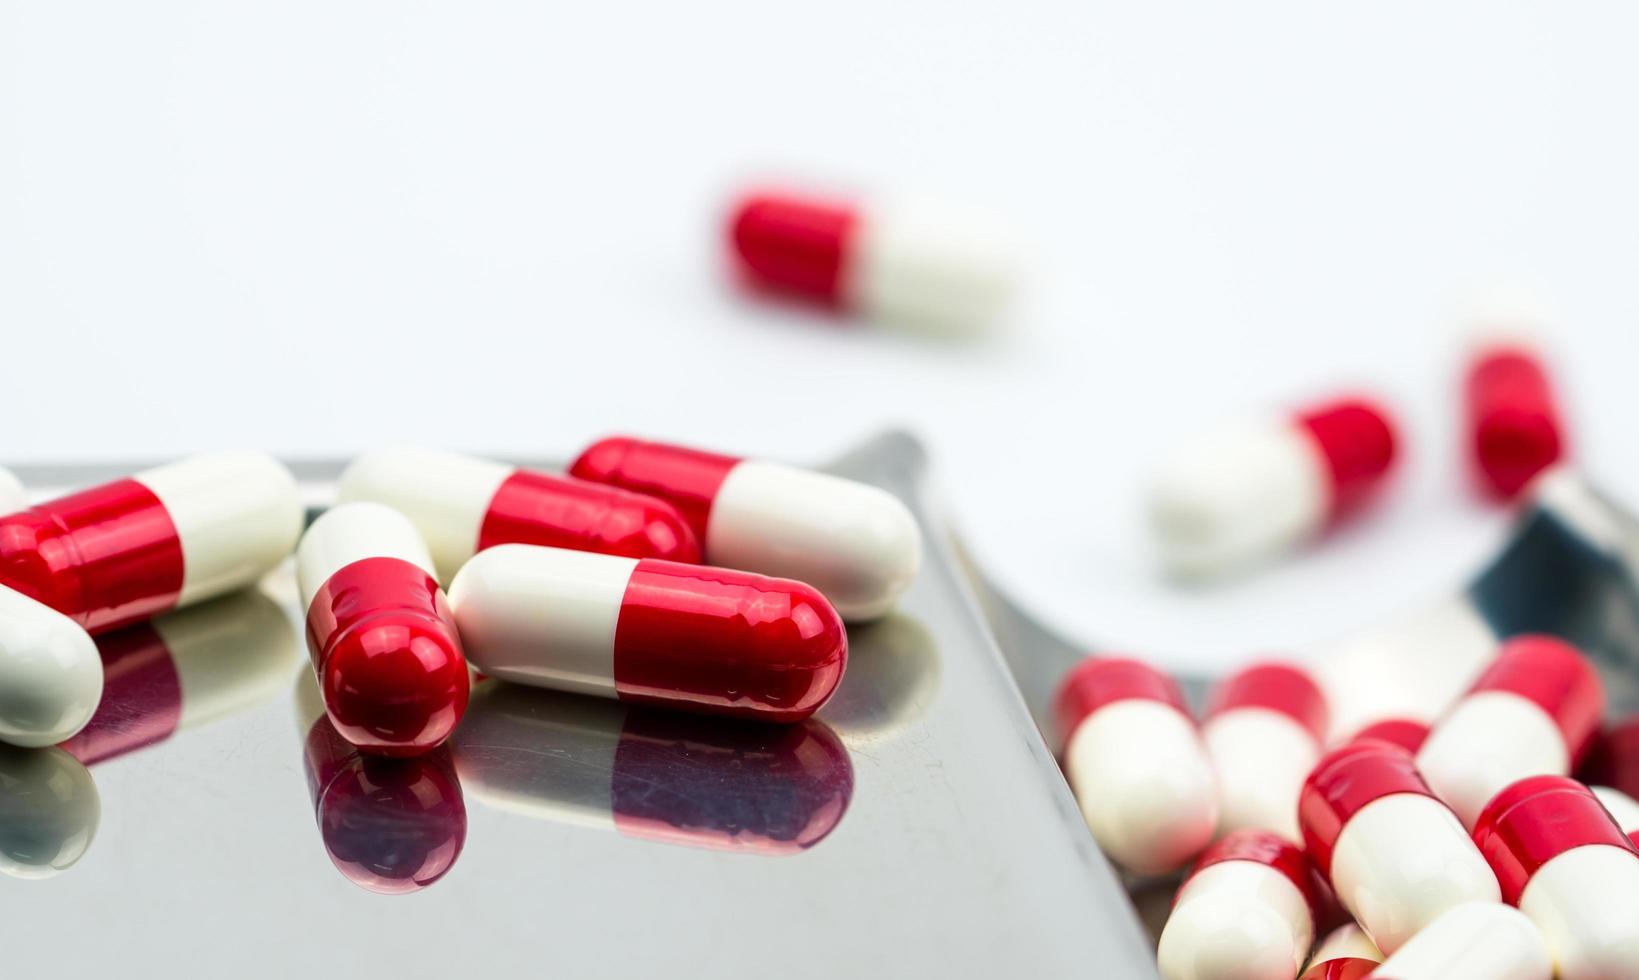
[1466,344,1566,500]
[298,504,470,757]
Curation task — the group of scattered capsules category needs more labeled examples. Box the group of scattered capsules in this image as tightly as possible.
[1054,637,1639,979]
[0,437,923,761]
[1148,334,1566,578]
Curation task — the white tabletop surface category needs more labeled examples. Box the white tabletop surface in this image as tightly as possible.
[5,1,1638,675]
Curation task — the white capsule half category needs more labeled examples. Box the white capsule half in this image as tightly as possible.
[1064,699,1219,875]
[708,461,921,622]
[337,448,510,577]
[0,465,25,514]
[1372,902,1550,980]
[848,196,1020,335]
[1417,692,1570,828]
[1150,420,1327,578]
[136,450,304,606]
[296,502,438,608]
[1328,794,1501,952]
[1157,860,1313,980]
[1203,709,1318,843]
[0,587,103,747]
[0,745,100,879]
[1517,845,1639,979]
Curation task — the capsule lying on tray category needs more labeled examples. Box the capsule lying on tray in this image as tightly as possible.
[448,544,846,723]
[297,502,470,757]
[0,452,302,747]
[337,447,701,578]
[570,436,921,622]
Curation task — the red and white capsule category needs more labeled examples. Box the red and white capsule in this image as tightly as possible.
[337,448,700,579]
[1371,901,1551,980]
[1149,397,1399,577]
[59,589,297,765]
[1465,341,1566,500]
[297,502,470,757]
[1052,658,1218,875]
[1202,661,1329,842]
[1299,924,1382,980]
[1157,829,1334,980]
[453,683,853,855]
[1299,740,1500,953]
[0,451,301,747]
[570,437,921,622]
[447,544,847,723]
[1417,635,1603,828]
[1473,776,1639,979]
[727,188,1019,333]
[0,466,24,514]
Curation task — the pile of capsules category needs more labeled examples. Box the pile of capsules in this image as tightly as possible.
[1058,647,1639,980]
[1056,341,1639,977]
[0,436,923,758]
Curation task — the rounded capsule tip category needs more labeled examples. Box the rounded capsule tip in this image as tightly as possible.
[568,436,639,487]
[0,595,104,748]
[321,613,470,757]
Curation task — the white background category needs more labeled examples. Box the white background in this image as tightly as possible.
[5,2,1638,674]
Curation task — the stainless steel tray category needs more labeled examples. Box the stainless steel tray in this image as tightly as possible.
[0,434,1159,979]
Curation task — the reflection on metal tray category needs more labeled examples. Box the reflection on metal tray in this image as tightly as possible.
[0,434,1158,979]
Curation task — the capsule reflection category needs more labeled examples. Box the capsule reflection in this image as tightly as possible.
[819,613,939,740]
[454,682,853,855]
[0,587,294,879]
[0,745,99,879]
[60,588,299,765]
[295,673,466,895]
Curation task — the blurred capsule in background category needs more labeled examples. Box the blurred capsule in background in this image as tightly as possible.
[570,436,922,622]
[1156,829,1335,980]
[1472,776,1639,979]
[1299,923,1382,980]
[1371,902,1550,980]
[297,502,470,757]
[1464,337,1566,501]
[726,187,1019,336]
[453,683,852,855]
[1346,717,1431,754]
[1052,657,1218,875]
[1201,661,1328,842]
[0,465,25,513]
[295,674,466,895]
[60,589,297,765]
[337,448,701,579]
[817,614,940,742]
[1148,396,1398,579]
[1415,635,1603,828]
[0,744,98,880]
[1580,714,1639,804]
